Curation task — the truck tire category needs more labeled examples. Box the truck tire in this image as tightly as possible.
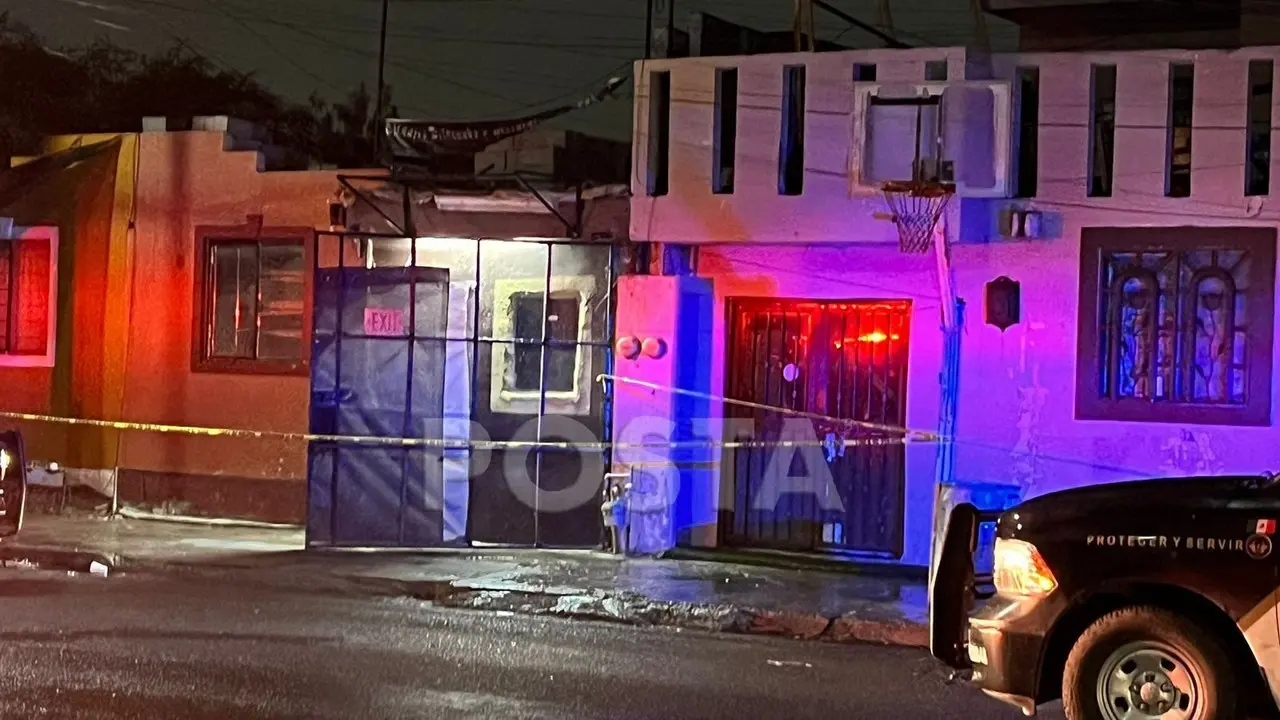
[1062,606,1235,720]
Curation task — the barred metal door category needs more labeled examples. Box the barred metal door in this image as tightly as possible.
[720,299,910,557]
[306,266,450,547]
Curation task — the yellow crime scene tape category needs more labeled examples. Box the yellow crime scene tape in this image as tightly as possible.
[0,376,944,453]
[597,374,942,443]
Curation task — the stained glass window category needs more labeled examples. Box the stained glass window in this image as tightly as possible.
[1100,248,1251,406]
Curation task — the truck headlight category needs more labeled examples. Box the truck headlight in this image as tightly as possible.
[0,449,9,472]
[993,538,1057,596]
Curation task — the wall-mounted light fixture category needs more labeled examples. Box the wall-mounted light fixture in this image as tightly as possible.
[641,337,667,359]
[985,276,1021,331]
[328,200,348,228]
[615,336,641,360]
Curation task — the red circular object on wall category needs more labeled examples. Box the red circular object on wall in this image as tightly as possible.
[641,337,667,359]
[615,336,641,360]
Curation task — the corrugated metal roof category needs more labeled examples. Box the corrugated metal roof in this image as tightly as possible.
[0,139,122,214]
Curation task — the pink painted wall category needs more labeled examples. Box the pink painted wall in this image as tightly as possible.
[119,131,342,483]
[959,48,1280,499]
[696,245,946,566]
[611,275,716,551]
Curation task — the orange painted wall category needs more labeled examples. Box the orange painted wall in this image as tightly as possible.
[116,131,342,483]
[0,136,127,466]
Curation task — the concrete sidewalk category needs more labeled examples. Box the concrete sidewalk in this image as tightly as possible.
[3,513,929,647]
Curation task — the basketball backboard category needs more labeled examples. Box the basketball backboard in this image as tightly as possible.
[851,81,1013,198]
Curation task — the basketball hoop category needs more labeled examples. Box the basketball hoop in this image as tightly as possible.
[882,180,955,254]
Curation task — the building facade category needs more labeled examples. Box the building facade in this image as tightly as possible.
[0,121,630,543]
[624,45,1280,568]
[1,127,343,521]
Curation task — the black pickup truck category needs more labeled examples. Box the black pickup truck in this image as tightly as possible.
[0,430,27,538]
[930,475,1280,719]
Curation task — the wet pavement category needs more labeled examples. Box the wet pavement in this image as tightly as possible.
[7,514,928,645]
[0,565,1046,719]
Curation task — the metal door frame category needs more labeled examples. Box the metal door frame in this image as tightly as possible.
[717,296,912,558]
[308,230,620,548]
[307,243,452,547]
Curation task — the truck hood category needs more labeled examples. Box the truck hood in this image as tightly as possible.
[1012,475,1263,524]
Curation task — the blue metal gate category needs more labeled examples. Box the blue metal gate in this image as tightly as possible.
[306,265,451,547]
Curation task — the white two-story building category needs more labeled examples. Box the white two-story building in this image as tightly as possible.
[613,41,1280,569]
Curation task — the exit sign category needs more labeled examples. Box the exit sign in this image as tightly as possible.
[363,307,406,337]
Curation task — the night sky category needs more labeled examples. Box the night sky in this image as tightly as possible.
[3,0,1015,139]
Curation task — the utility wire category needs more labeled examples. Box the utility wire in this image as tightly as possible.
[122,0,644,53]
[214,1,636,115]
[78,0,490,119]
[191,0,351,97]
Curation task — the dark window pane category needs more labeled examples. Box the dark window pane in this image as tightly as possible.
[508,292,580,393]
[545,296,578,343]
[1016,66,1040,198]
[511,293,545,391]
[545,347,577,392]
[1089,65,1116,198]
[714,68,738,195]
[512,347,541,391]
[546,295,580,393]
[256,244,305,360]
[511,293,544,342]
[1167,63,1194,198]
[779,65,806,196]
[1247,60,1272,196]
[205,240,306,364]
[209,243,258,359]
[647,71,671,197]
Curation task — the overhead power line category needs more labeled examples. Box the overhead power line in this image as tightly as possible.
[812,0,910,48]
[120,0,643,56]
[190,0,350,97]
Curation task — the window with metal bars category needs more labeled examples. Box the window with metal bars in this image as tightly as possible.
[1076,227,1276,426]
[194,226,310,375]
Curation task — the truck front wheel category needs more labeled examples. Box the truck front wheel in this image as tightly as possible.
[1062,606,1235,720]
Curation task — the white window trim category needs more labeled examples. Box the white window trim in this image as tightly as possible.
[490,275,595,416]
[0,226,58,369]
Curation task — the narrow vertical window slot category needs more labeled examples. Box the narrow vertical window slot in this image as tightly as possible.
[1016,66,1040,198]
[647,71,671,197]
[1167,62,1194,198]
[1089,64,1117,198]
[714,68,738,195]
[1247,59,1272,197]
[779,65,806,196]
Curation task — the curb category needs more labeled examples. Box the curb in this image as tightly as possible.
[662,547,929,582]
[0,544,117,574]
[0,546,929,649]
[403,581,929,648]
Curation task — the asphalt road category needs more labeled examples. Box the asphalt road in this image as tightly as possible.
[0,567,1058,719]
